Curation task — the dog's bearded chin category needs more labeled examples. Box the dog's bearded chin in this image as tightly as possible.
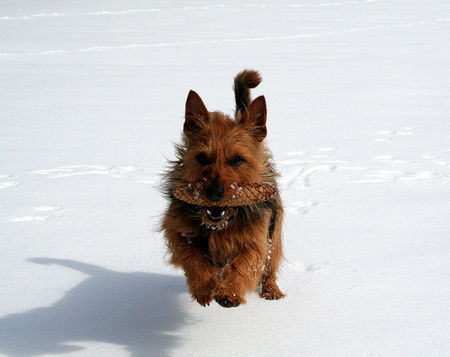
[202,207,229,230]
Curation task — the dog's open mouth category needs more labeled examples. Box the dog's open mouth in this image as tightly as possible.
[206,207,227,222]
[203,207,229,230]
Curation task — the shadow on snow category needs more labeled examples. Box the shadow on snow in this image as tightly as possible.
[0,258,190,357]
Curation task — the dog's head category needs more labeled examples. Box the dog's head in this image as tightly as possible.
[177,90,270,228]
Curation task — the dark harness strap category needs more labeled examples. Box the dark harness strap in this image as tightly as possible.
[267,205,277,241]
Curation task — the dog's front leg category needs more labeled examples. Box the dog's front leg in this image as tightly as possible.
[182,251,216,307]
[212,247,265,308]
[167,232,216,306]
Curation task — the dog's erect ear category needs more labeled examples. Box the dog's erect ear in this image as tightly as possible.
[241,95,267,141]
[184,90,209,135]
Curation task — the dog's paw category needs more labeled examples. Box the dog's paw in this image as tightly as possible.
[196,295,212,307]
[212,288,245,308]
[259,281,285,300]
[193,288,213,307]
[191,279,216,307]
[214,295,240,308]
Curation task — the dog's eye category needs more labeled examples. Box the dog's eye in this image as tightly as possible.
[230,156,245,167]
[196,153,212,166]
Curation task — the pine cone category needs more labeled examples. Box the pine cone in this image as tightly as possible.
[172,182,276,207]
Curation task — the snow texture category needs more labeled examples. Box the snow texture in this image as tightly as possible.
[1,0,450,356]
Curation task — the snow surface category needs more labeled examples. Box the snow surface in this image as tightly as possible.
[1,0,450,356]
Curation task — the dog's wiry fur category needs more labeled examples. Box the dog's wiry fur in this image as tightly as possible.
[161,70,284,308]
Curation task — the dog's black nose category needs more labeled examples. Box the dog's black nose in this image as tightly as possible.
[206,180,224,202]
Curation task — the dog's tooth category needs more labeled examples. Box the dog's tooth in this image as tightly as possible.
[207,209,212,216]
[220,210,225,217]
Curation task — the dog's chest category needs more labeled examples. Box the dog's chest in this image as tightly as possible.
[193,228,239,267]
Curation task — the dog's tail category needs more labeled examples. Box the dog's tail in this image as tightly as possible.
[233,69,262,118]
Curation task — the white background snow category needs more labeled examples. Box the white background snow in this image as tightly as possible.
[1,0,450,356]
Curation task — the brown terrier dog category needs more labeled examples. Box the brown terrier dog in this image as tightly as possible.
[161,70,284,308]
